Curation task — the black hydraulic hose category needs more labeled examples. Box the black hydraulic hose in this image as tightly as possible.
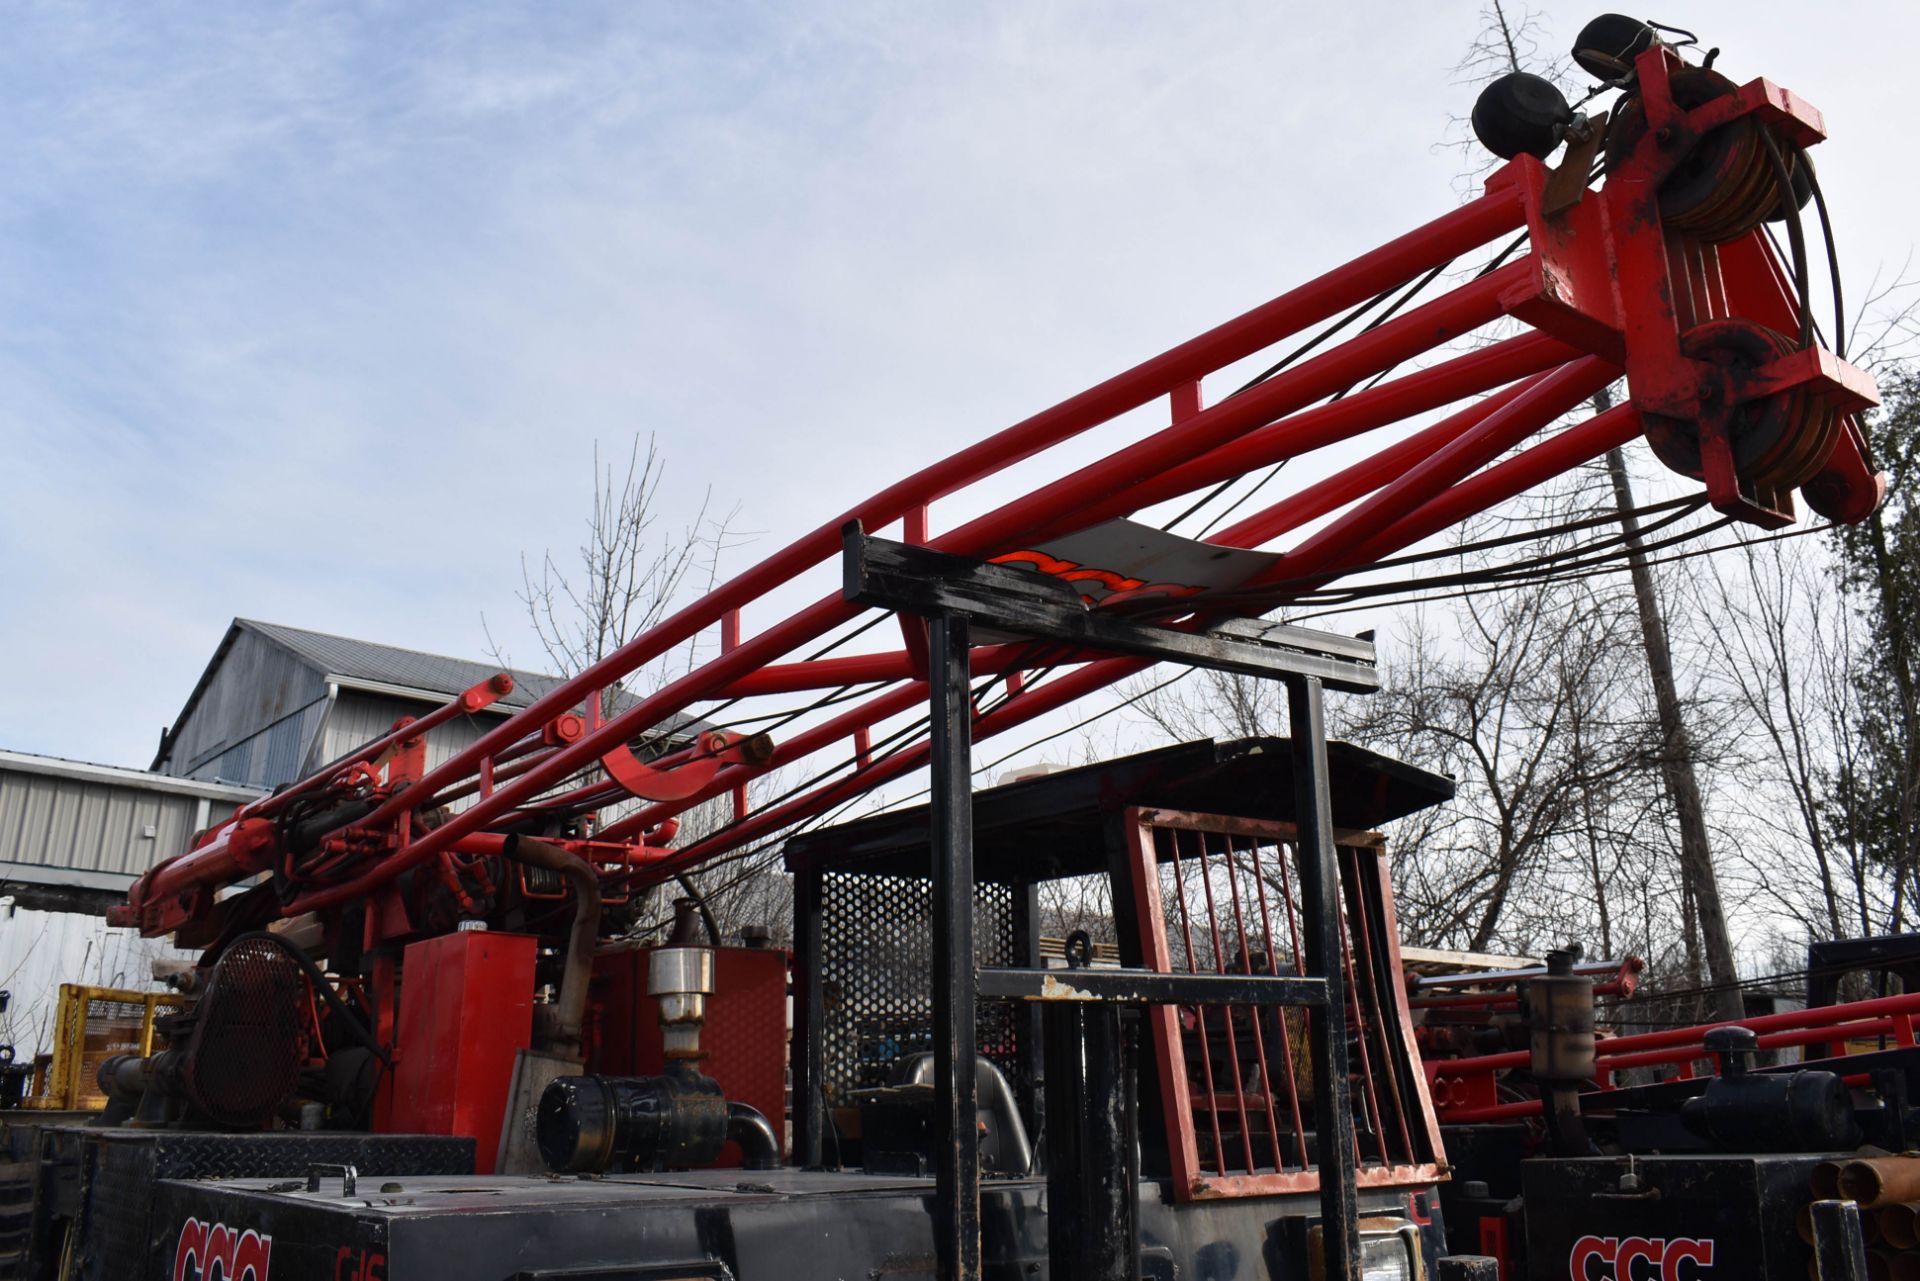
[1799,147,1846,359]
[1757,126,1813,349]
[674,872,722,946]
[727,1101,781,1170]
[501,835,601,1055]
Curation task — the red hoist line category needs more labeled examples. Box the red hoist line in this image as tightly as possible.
[113,41,1884,940]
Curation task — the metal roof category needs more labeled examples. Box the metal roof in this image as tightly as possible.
[782,736,1455,884]
[0,749,263,803]
[156,619,700,772]
[238,619,586,713]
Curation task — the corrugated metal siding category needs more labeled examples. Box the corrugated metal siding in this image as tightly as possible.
[0,771,204,877]
[164,629,327,783]
[320,691,498,777]
[178,697,328,791]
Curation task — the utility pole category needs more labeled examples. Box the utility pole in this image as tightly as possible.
[1598,385,1745,1023]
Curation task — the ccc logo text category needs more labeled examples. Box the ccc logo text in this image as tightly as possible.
[1571,1235,1714,1281]
[174,1217,272,1281]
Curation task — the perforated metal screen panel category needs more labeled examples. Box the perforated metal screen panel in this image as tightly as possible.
[816,871,1022,1104]
[184,936,309,1127]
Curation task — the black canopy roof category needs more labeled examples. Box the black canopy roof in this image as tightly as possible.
[782,736,1454,884]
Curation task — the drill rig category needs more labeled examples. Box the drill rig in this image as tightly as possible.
[3,14,1900,1281]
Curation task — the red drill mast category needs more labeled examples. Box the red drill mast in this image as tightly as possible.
[114,39,1882,960]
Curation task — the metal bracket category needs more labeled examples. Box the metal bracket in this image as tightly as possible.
[842,523,1379,692]
[304,1162,358,1197]
[1810,1198,1871,1281]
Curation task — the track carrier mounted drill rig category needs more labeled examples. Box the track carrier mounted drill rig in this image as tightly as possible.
[0,13,1898,1281]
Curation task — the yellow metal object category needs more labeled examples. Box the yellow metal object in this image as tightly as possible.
[19,985,184,1112]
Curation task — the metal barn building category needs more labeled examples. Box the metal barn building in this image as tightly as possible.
[0,754,255,1058]
[0,751,261,916]
[2,617,661,1061]
[152,618,619,791]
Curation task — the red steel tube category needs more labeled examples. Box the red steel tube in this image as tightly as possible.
[1598,1020,1907,1074]
[1275,355,1618,581]
[713,348,1560,706]
[654,651,1159,869]
[1306,397,1643,582]
[280,251,1530,913]
[717,637,1064,700]
[935,262,1529,558]
[337,188,1527,840]
[1038,329,1578,539]
[1434,991,1920,1078]
[712,341,1569,702]
[619,349,1609,856]
[243,673,512,820]
[1214,372,1551,549]
[649,364,1636,864]
[1441,1018,1919,1124]
[613,393,1621,856]
[127,673,517,912]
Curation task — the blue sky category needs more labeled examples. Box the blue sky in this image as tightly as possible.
[3,2,1916,769]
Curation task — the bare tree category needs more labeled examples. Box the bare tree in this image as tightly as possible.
[483,434,786,940]
[1701,536,1891,940]
[1338,569,1653,952]
[486,434,746,716]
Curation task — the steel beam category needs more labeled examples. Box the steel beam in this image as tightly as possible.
[843,527,1379,692]
[1291,676,1360,1280]
[928,612,981,1281]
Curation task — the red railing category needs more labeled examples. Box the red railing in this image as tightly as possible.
[115,43,1883,947]
[1427,991,1920,1123]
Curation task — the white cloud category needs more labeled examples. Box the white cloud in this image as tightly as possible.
[0,0,1914,780]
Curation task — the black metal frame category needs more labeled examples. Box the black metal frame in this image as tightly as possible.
[841,524,1377,1281]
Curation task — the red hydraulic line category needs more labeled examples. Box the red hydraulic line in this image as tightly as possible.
[280,254,1531,913]
[323,187,1528,847]
[1264,355,1618,582]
